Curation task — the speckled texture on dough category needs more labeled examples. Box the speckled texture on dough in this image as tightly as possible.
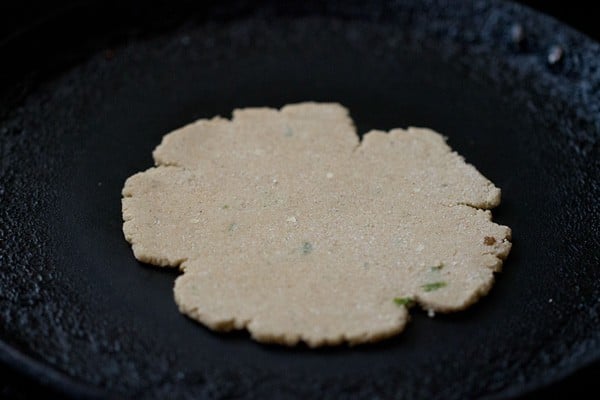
[122,102,511,347]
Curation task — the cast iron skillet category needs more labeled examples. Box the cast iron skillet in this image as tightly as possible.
[1,0,599,398]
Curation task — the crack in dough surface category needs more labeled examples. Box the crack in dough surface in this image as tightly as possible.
[122,102,511,347]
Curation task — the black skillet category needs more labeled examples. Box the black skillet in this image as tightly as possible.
[1,0,599,398]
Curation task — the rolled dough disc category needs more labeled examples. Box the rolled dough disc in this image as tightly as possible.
[122,102,511,347]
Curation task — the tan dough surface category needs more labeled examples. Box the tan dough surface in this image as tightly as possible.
[122,102,511,347]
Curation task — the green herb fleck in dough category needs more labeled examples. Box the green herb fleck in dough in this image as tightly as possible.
[430,263,444,271]
[302,242,313,254]
[222,204,229,209]
[422,281,447,292]
[393,297,415,307]
[228,222,237,232]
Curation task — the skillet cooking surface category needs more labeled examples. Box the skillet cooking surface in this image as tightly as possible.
[1,0,599,398]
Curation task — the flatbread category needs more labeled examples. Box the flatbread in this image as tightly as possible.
[122,102,511,347]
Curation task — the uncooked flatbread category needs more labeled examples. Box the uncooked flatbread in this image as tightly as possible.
[122,102,511,347]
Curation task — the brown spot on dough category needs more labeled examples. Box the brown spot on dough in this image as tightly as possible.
[484,236,497,245]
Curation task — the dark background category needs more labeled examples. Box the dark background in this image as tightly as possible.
[0,1,598,398]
